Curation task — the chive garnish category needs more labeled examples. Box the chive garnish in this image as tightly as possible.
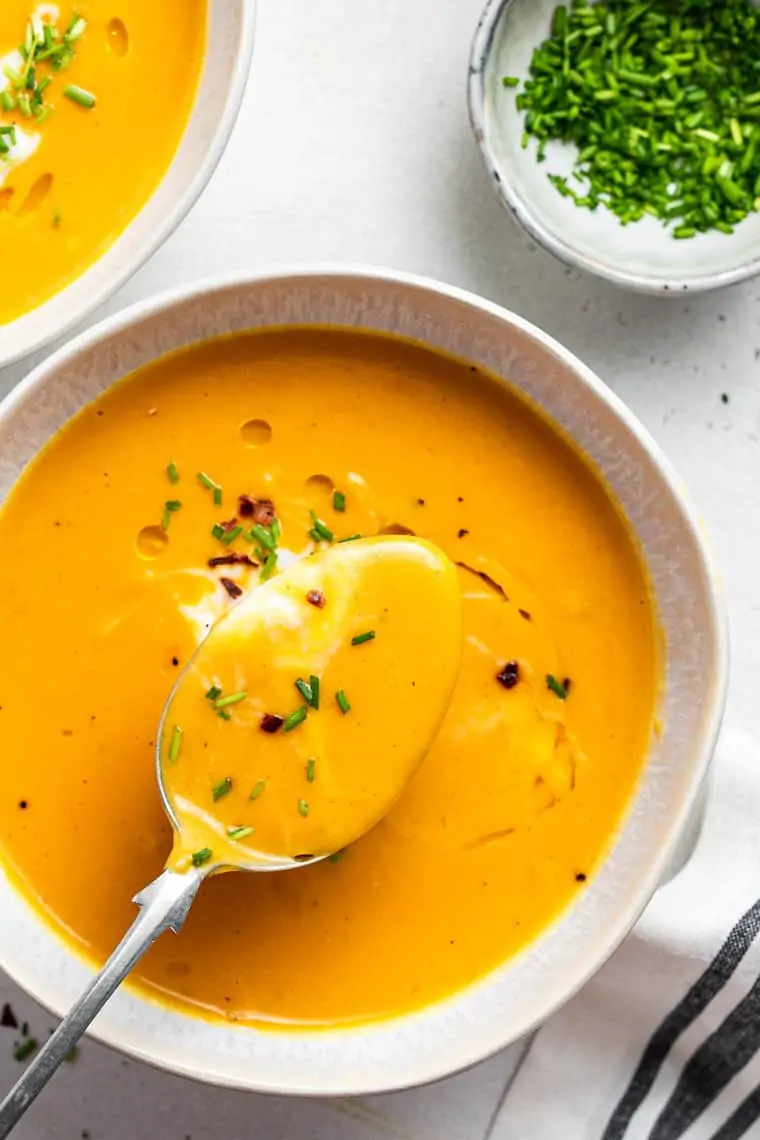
[0,91,15,112]
[168,725,182,763]
[220,525,243,547]
[212,777,232,802]
[227,825,254,841]
[328,849,347,864]
[332,490,346,512]
[167,461,180,485]
[250,523,276,551]
[310,674,320,710]
[214,691,247,709]
[63,84,95,109]
[271,517,281,543]
[250,780,266,800]
[161,500,181,531]
[283,706,308,732]
[351,630,376,646]
[306,758,316,783]
[546,674,568,701]
[309,511,334,543]
[205,685,222,701]
[338,534,362,543]
[191,847,213,867]
[211,523,226,541]
[197,471,222,503]
[295,678,318,708]
[217,709,232,721]
[297,798,310,818]
[260,551,278,581]
[335,690,351,715]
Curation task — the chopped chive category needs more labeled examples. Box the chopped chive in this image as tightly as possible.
[227,825,254,841]
[283,706,308,732]
[297,798,310,818]
[211,523,226,541]
[205,685,222,701]
[216,709,232,721]
[63,84,95,109]
[328,848,347,864]
[271,517,281,542]
[335,690,351,715]
[161,500,181,530]
[295,678,314,706]
[308,528,323,543]
[213,487,223,507]
[338,534,362,543]
[251,523,276,551]
[191,847,213,867]
[250,780,266,801]
[306,758,316,783]
[212,777,232,802]
[351,630,376,646]
[546,674,568,700]
[0,91,15,112]
[502,75,520,87]
[197,471,222,502]
[13,1038,37,1062]
[332,490,346,512]
[310,674,320,710]
[309,510,334,542]
[214,691,247,709]
[260,551,278,581]
[67,17,87,41]
[167,461,180,485]
[220,525,243,547]
[168,725,182,763]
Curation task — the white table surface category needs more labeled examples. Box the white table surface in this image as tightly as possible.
[1,0,757,1135]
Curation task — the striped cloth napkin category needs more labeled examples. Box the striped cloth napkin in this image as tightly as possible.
[493,727,760,1140]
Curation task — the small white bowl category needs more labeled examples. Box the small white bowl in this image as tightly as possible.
[0,1,256,368]
[0,267,728,1095]
[469,0,760,295]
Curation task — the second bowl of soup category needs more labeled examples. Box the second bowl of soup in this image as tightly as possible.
[0,268,726,1094]
[0,0,255,366]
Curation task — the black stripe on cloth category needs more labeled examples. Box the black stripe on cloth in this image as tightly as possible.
[708,1083,760,1140]
[650,972,760,1139]
[602,897,760,1140]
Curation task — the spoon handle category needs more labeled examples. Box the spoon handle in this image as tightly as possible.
[0,867,203,1139]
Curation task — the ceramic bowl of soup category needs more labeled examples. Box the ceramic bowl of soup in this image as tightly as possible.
[0,268,727,1095]
[0,1,255,367]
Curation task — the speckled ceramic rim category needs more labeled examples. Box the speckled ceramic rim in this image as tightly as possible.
[467,0,760,296]
[0,0,256,369]
[0,266,728,1096]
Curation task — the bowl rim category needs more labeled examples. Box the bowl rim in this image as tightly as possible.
[467,0,760,296]
[0,265,729,1095]
[0,0,257,370]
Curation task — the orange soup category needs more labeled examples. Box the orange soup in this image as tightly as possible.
[0,329,657,1029]
[0,2,206,325]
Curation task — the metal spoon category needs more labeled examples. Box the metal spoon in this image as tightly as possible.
[0,537,462,1137]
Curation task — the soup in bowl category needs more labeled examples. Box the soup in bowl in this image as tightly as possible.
[0,0,254,366]
[0,269,726,1094]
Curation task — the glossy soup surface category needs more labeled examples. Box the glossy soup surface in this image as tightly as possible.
[0,2,206,326]
[0,329,657,1029]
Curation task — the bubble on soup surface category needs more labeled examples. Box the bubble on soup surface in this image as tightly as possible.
[240,419,272,447]
[107,18,130,56]
[136,526,168,559]
[305,473,334,495]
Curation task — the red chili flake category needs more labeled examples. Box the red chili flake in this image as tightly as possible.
[208,553,257,568]
[575,872,587,883]
[456,562,508,600]
[18,800,27,810]
[260,713,284,734]
[458,528,469,539]
[496,661,520,689]
[518,609,532,622]
[1,1003,18,1029]
[220,517,238,532]
[306,589,326,609]
[563,677,572,695]
[238,495,276,525]
[220,578,244,600]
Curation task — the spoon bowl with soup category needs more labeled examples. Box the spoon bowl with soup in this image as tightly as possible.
[0,535,462,1137]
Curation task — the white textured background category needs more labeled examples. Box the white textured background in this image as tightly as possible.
[1,0,757,1135]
